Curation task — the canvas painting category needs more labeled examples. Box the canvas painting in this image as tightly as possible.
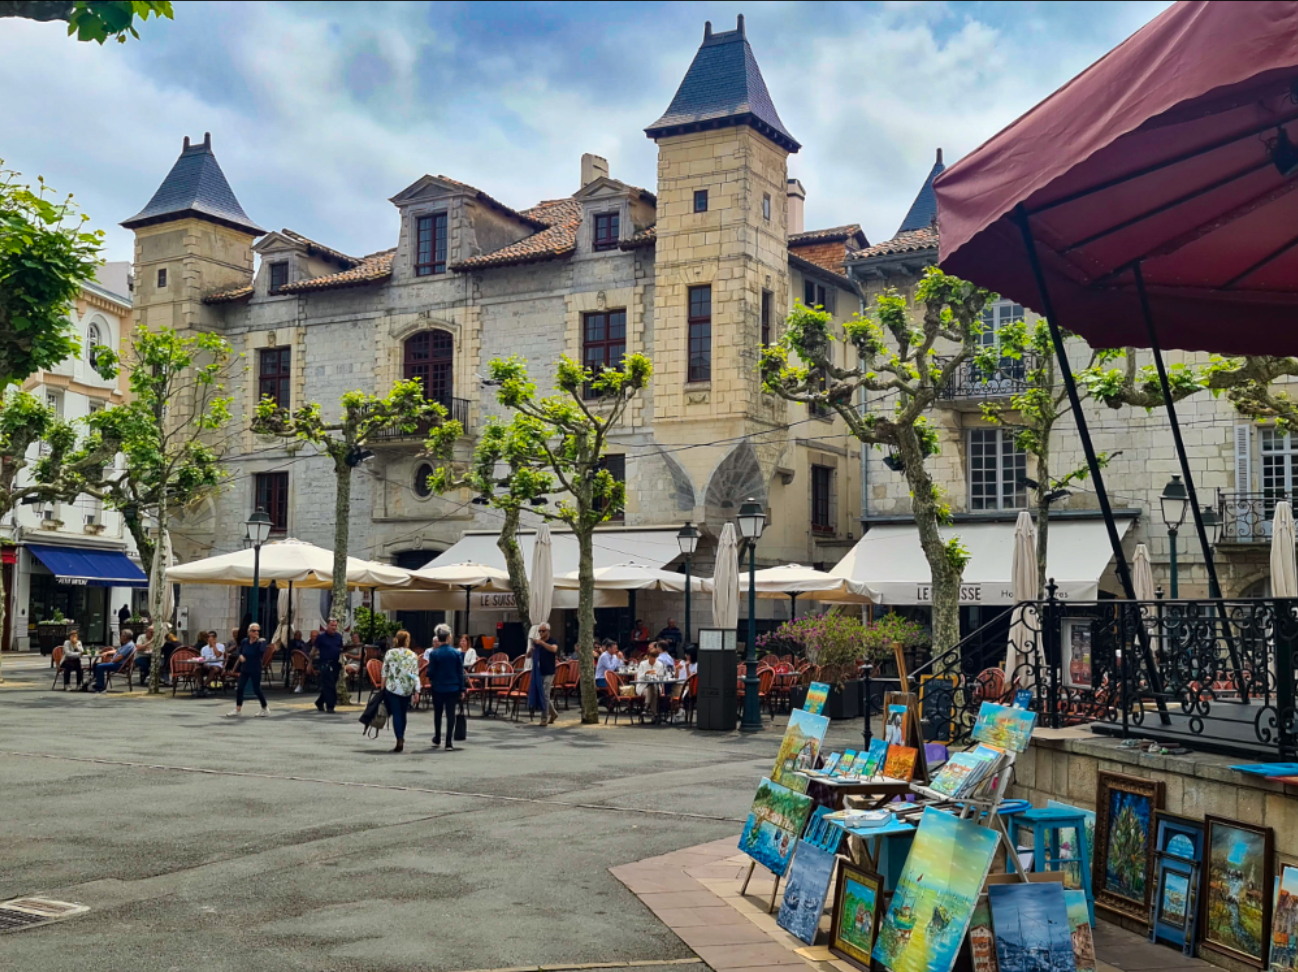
[885,703,909,745]
[739,777,815,877]
[988,882,1077,972]
[857,739,889,778]
[972,702,1037,752]
[804,682,830,715]
[872,808,1000,972]
[1048,800,1097,890]
[1094,773,1162,923]
[883,744,918,782]
[1270,864,1298,972]
[1204,816,1273,967]
[771,708,830,793]
[778,840,838,944]
[830,864,883,970]
[832,749,859,778]
[1063,618,1093,689]
[1064,889,1096,972]
[968,897,999,972]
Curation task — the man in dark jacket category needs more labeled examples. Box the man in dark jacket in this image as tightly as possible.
[426,624,466,750]
[314,617,344,713]
[224,623,269,717]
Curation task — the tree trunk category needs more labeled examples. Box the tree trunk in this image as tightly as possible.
[331,453,352,706]
[901,428,964,672]
[147,498,169,694]
[496,506,530,623]
[575,527,599,723]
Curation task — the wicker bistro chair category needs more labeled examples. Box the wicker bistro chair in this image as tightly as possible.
[169,648,200,697]
[104,648,134,693]
[49,646,64,690]
[289,650,315,693]
[366,659,384,695]
[511,654,529,672]
[735,666,776,721]
[500,669,532,722]
[601,671,646,725]
[680,672,699,725]
[487,652,509,665]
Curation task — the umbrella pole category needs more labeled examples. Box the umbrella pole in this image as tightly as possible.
[283,581,294,686]
[789,591,798,621]
[1015,207,1170,721]
[628,589,637,651]
[464,586,471,640]
[368,587,376,644]
[1134,264,1247,697]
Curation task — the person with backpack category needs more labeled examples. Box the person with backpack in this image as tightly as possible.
[380,629,420,753]
[426,624,466,751]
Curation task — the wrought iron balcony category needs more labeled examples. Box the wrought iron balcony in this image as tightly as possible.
[1219,491,1285,543]
[936,353,1037,401]
[363,396,470,444]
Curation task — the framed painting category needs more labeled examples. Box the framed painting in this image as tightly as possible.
[1093,772,1163,924]
[1202,816,1273,968]
[1061,617,1094,689]
[738,778,815,878]
[1269,863,1298,972]
[829,863,883,971]
[1149,811,1204,954]
[777,839,838,945]
[770,707,830,794]
[919,674,958,744]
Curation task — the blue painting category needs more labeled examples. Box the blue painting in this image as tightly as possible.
[971,702,1037,752]
[988,882,1077,972]
[739,777,815,877]
[778,840,837,944]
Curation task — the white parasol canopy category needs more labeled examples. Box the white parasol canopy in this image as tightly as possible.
[734,563,873,602]
[1005,511,1039,678]
[529,524,554,641]
[1132,543,1157,602]
[712,523,739,630]
[166,538,414,590]
[554,561,710,592]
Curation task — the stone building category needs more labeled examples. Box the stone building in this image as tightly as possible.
[122,17,866,647]
[4,263,147,650]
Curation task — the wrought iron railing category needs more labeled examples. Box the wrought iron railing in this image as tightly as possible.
[1219,491,1285,543]
[363,397,470,443]
[936,353,1038,401]
[862,589,1298,758]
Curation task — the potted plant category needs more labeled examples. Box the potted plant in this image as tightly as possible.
[36,608,73,656]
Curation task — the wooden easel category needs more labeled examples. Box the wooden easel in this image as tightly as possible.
[738,860,783,913]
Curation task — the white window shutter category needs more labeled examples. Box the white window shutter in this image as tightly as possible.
[1235,424,1253,493]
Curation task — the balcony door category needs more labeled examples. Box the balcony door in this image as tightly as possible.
[404,330,453,406]
[1260,427,1296,536]
[975,300,1026,392]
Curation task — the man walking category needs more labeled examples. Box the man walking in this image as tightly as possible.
[426,624,466,750]
[225,623,269,717]
[530,623,560,725]
[314,617,343,713]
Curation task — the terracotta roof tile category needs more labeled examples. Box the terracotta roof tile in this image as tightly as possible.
[789,224,867,248]
[203,284,254,304]
[788,252,854,290]
[620,225,657,249]
[452,198,583,270]
[436,175,549,230]
[278,248,395,293]
[849,225,939,261]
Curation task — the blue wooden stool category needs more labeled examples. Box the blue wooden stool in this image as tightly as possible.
[1017,806,1094,924]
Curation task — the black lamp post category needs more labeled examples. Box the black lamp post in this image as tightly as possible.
[738,498,766,733]
[244,508,273,630]
[1160,475,1189,598]
[1201,503,1222,545]
[677,521,700,648]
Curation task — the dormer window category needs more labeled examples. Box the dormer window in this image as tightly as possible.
[268,261,289,295]
[593,212,620,251]
[415,213,448,276]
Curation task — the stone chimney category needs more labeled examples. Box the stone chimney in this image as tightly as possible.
[786,178,806,235]
[581,153,609,188]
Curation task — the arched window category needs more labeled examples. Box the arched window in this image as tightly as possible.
[414,462,434,498]
[403,329,453,406]
[86,322,102,367]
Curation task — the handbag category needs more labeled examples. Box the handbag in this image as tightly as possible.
[454,699,468,741]
[359,692,389,738]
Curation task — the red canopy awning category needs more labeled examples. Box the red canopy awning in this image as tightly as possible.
[936,1,1298,355]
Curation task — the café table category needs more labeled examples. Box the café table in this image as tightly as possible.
[471,671,515,717]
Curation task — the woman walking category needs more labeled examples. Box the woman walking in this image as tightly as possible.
[381,630,420,753]
[427,624,466,751]
[225,623,269,718]
[60,629,85,689]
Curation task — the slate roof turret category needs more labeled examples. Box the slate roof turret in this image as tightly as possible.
[896,148,945,235]
[122,133,264,235]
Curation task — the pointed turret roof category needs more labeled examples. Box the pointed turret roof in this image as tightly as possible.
[122,133,264,235]
[645,15,799,153]
[897,148,945,235]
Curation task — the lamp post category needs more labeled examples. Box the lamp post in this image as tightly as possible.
[1160,475,1189,598]
[677,521,700,648]
[244,508,273,631]
[737,498,766,733]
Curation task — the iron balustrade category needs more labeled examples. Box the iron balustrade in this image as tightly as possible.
[1219,491,1286,543]
[936,353,1038,401]
[361,397,469,443]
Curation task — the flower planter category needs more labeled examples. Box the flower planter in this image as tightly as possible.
[790,679,862,720]
[36,621,73,656]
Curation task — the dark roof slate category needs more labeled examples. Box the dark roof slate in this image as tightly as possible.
[897,149,945,234]
[645,17,799,153]
[121,134,264,235]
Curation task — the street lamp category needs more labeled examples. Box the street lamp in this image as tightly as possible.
[1201,503,1222,545]
[737,498,766,732]
[1160,475,1190,598]
[244,508,273,632]
[677,521,700,648]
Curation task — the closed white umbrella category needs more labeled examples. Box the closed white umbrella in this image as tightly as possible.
[712,523,739,630]
[1006,511,1039,679]
[1272,503,1298,598]
[529,524,554,641]
[1132,543,1157,602]
[271,584,295,647]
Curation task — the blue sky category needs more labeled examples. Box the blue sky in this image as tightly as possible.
[0,1,1170,265]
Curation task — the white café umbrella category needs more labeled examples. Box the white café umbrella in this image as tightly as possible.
[1006,511,1040,679]
[405,561,513,637]
[1272,502,1298,599]
[712,523,740,630]
[739,563,873,619]
[1132,543,1157,602]
[529,524,554,642]
[554,561,710,592]
[166,538,413,590]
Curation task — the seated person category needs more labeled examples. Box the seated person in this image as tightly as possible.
[60,628,86,690]
[595,639,622,688]
[132,625,162,684]
[656,618,683,654]
[457,634,478,669]
[635,645,667,698]
[93,631,137,692]
[288,629,306,657]
[681,646,698,678]
[656,639,676,674]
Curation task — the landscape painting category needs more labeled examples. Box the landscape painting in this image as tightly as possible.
[1160,871,1190,928]
[1094,773,1163,923]
[803,682,829,715]
[872,808,999,972]
[1204,816,1273,968]
[988,882,1077,972]
[967,897,999,972]
[777,840,837,944]
[739,778,815,877]
[972,702,1037,753]
[1269,864,1298,972]
[883,745,918,782]
[770,708,830,794]
[1064,889,1096,972]
[1047,800,1096,890]
[830,864,882,970]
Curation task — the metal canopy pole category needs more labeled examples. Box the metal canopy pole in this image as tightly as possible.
[1134,264,1247,696]
[1014,207,1169,716]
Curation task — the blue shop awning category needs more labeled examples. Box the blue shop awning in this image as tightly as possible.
[27,544,149,588]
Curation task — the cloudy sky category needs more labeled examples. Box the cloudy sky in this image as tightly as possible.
[1,1,1170,265]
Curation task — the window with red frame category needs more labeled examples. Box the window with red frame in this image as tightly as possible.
[268,261,289,295]
[688,285,711,382]
[811,465,833,534]
[257,347,291,409]
[415,213,448,276]
[593,212,620,250]
[255,472,289,533]
[582,309,626,398]
[404,330,454,404]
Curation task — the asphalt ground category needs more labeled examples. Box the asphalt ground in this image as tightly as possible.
[0,656,872,972]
